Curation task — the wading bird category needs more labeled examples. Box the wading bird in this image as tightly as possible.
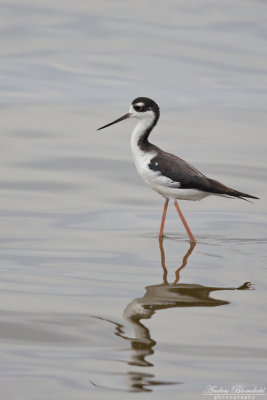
[97,97,258,243]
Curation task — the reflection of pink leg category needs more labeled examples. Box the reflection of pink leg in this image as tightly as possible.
[158,237,168,283]
[174,242,196,284]
[159,199,169,238]
[174,200,196,243]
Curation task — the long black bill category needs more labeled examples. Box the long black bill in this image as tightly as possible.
[97,112,132,131]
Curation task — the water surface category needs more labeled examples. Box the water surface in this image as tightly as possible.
[0,1,267,399]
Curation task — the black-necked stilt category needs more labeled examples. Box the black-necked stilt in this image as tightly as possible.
[97,97,259,243]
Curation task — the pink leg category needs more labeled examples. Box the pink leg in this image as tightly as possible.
[159,199,169,238]
[174,200,196,243]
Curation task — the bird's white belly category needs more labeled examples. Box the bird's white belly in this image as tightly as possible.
[131,147,209,201]
[142,168,209,200]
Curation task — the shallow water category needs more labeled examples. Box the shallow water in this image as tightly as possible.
[0,1,267,399]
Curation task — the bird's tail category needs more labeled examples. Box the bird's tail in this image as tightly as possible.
[207,178,259,202]
[228,190,259,203]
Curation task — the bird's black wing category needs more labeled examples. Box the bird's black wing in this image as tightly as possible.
[148,148,258,199]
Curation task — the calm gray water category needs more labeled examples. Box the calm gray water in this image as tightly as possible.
[0,1,267,399]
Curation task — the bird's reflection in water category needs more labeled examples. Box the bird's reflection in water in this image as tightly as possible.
[93,238,253,392]
[121,238,252,392]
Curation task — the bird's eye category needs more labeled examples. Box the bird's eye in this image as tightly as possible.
[134,102,148,112]
[134,104,143,112]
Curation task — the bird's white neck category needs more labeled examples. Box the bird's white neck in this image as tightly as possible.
[130,117,155,153]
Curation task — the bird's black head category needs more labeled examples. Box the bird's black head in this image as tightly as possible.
[97,97,160,131]
[131,97,160,117]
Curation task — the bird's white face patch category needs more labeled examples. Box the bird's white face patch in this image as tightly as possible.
[129,104,154,122]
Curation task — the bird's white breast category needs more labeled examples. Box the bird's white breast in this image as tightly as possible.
[130,122,209,201]
[130,121,157,183]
